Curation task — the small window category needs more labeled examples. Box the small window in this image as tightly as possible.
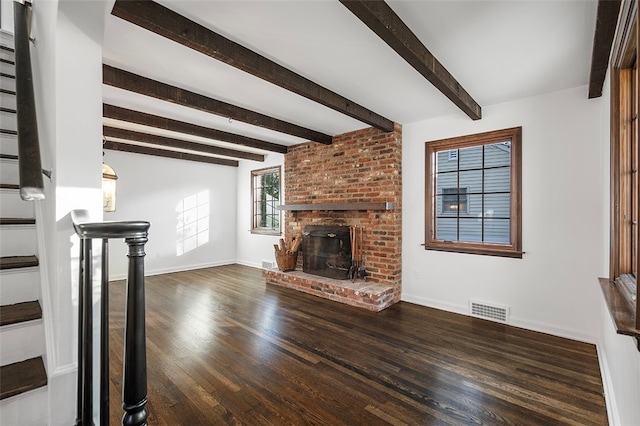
[441,187,468,214]
[425,127,522,258]
[251,166,281,235]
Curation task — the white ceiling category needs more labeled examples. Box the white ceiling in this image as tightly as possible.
[102,0,598,156]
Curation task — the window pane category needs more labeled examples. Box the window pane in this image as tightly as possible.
[458,145,483,170]
[438,188,469,214]
[484,193,510,218]
[459,169,482,194]
[485,167,511,193]
[459,218,482,242]
[485,141,511,167]
[435,218,458,241]
[484,218,510,243]
[466,193,482,218]
[437,150,458,172]
[435,171,458,194]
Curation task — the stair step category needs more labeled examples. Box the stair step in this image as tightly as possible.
[0,357,47,400]
[0,256,39,270]
[0,218,35,225]
[0,109,17,133]
[0,74,15,92]
[1,153,19,184]
[0,267,39,306]
[0,226,37,257]
[0,90,15,110]
[0,313,44,366]
[0,191,34,218]
[0,301,42,326]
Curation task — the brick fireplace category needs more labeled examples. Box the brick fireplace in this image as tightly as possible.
[265,124,402,311]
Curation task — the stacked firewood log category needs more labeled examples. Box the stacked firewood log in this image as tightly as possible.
[274,234,302,271]
[273,234,302,256]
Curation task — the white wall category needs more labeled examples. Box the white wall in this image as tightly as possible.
[235,153,284,268]
[402,85,606,343]
[104,150,238,279]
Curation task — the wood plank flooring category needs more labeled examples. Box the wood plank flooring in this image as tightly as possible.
[107,264,607,425]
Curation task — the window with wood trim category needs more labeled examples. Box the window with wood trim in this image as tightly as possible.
[251,166,281,235]
[425,127,522,258]
[610,2,639,330]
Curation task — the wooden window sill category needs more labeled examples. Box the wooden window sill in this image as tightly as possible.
[598,277,640,350]
[422,241,523,259]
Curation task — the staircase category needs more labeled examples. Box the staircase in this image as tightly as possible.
[0,36,49,425]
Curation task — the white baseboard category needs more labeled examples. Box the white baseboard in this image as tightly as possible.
[596,343,621,426]
[108,259,236,281]
[235,259,265,269]
[401,292,598,344]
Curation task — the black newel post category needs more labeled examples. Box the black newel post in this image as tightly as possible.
[122,235,149,426]
[100,238,110,426]
[76,238,94,426]
[75,239,85,426]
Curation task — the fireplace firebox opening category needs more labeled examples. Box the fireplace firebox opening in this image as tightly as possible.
[302,225,352,280]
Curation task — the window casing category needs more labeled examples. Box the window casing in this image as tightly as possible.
[425,127,522,258]
[251,166,281,235]
[610,2,639,328]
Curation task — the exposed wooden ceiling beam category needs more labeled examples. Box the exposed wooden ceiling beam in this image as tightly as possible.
[111,0,394,133]
[103,140,239,167]
[588,0,622,99]
[103,65,332,145]
[340,0,481,120]
[104,104,287,154]
[103,126,264,162]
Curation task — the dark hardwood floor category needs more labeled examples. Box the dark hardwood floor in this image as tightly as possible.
[107,264,607,425]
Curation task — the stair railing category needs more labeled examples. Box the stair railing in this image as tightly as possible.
[13,1,45,201]
[71,210,151,426]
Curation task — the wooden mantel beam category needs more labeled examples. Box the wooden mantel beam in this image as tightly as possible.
[104,104,288,154]
[111,0,395,132]
[340,0,482,120]
[103,126,265,162]
[588,0,622,99]
[103,65,333,145]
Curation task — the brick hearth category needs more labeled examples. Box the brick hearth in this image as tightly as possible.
[265,270,396,312]
[266,124,402,311]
